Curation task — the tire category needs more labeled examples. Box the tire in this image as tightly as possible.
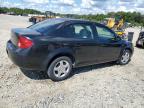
[142,42,144,48]
[136,39,144,48]
[47,56,72,81]
[118,49,132,65]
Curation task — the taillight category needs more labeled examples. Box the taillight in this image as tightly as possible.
[18,36,33,48]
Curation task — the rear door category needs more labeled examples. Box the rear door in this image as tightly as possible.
[94,24,122,62]
[57,22,99,66]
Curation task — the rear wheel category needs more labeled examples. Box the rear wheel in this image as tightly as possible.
[47,56,72,81]
[118,49,131,65]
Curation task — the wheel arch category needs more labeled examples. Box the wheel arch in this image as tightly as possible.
[119,46,133,60]
[44,50,75,71]
[125,47,133,54]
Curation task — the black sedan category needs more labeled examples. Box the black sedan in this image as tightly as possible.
[6,18,134,81]
[136,31,144,48]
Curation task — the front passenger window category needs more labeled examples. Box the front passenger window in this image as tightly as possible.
[96,26,115,39]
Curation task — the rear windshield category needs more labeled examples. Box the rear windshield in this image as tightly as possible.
[29,19,65,34]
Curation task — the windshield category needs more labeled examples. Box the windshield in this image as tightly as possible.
[29,18,65,34]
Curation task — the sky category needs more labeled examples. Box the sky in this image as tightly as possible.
[0,0,144,14]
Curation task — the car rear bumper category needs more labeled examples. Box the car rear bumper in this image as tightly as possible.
[6,40,46,71]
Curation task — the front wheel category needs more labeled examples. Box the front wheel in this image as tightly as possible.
[47,56,72,81]
[118,49,132,65]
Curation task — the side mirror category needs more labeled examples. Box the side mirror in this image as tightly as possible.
[110,35,121,41]
[116,35,121,40]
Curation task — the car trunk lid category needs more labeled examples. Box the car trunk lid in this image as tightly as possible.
[11,28,41,47]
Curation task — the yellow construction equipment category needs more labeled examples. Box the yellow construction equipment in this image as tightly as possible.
[104,16,126,37]
[29,11,57,24]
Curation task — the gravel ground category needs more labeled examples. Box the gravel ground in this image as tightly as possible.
[0,15,144,108]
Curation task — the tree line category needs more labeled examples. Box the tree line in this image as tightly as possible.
[68,12,144,27]
[0,7,42,15]
[0,7,144,26]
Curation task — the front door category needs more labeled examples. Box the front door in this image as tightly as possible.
[94,24,122,63]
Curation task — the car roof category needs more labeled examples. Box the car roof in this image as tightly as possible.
[52,18,112,30]
[46,18,107,29]
[52,18,92,23]
[59,18,106,26]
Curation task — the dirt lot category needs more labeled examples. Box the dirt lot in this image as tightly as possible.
[0,15,144,108]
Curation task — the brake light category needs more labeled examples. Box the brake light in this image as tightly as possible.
[18,36,33,48]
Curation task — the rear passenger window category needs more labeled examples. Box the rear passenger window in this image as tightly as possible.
[96,26,115,39]
[61,24,93,39]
